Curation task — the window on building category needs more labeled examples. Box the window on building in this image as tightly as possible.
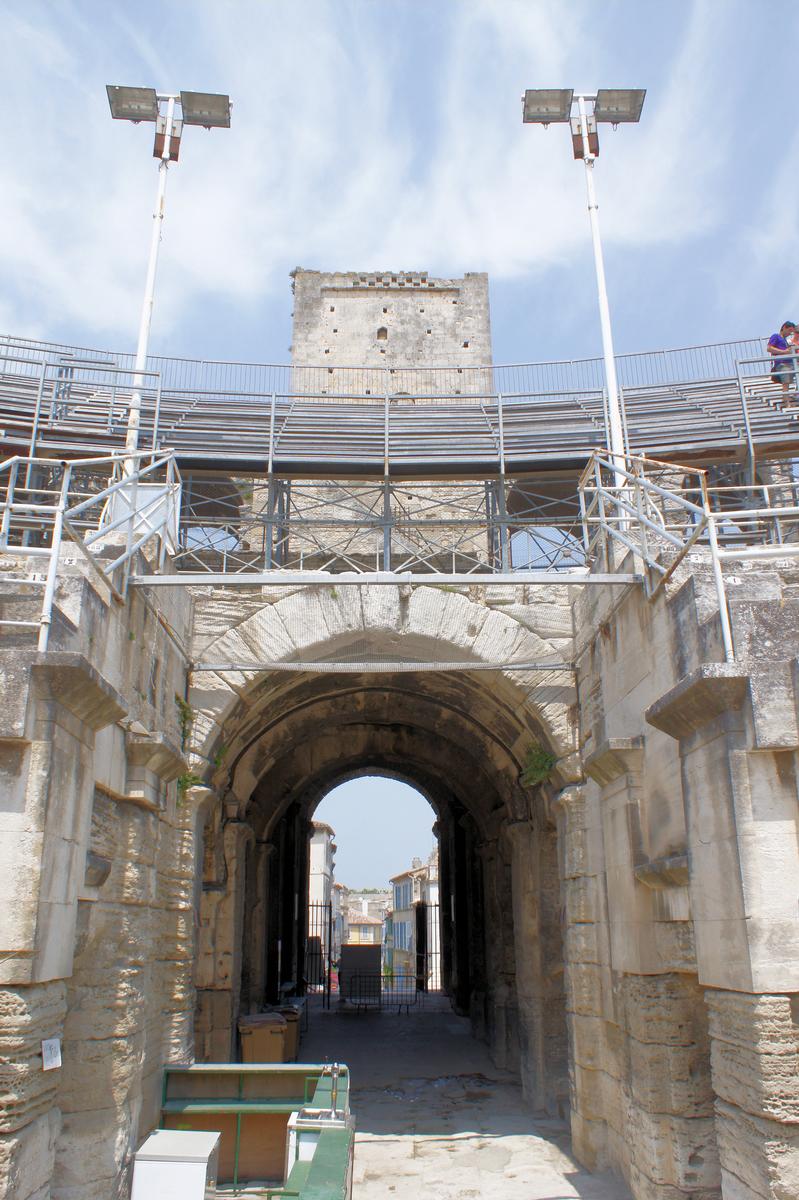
[377,327,388,341]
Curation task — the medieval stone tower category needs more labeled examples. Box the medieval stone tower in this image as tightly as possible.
[290,269,492,375]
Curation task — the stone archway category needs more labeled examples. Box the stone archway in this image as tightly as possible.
[185,583,576,1112]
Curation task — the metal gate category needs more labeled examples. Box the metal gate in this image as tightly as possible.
[306,901,333,1008]
[414,901,441,992]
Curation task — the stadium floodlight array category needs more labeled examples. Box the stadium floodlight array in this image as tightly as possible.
[106,85,231,467]
[521,89,645,484]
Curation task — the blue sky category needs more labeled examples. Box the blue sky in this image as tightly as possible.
[314,777,436,890]
[3,0,798,368]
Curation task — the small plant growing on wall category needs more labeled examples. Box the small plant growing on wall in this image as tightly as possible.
[177,772,203,800]
[175,694,194,749]
[521,742,557,787]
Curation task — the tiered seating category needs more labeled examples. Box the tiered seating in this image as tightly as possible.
[3,341,799,475]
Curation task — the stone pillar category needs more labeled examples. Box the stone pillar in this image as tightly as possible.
[505,820,543,1102]
[52,730,187,1200]
[242,841,274,1014]
[581,737,719,1198]
[476,838,515,1068]
[555,783,614,1170]
[0,652,124,1200]
[505,816,568,1114]
[647,663,799,1200]
[195,801,254,1063]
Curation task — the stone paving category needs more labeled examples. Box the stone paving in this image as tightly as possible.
[300,999,630,1200]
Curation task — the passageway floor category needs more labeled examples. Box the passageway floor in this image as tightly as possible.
[300,1000,630,1200]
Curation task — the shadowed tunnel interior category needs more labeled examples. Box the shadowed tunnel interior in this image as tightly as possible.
[194,668,570,1112]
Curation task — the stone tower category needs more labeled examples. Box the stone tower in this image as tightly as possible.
[290,269,492,395]
[286,269,496,570]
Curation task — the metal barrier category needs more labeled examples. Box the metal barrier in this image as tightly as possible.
[579,451,799,663]
[344,973,419,1012]
[0,450,181,649]
[0,330,769,396]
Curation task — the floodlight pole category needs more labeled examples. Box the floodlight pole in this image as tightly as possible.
[575,93,626,476]
[125,93,177,473]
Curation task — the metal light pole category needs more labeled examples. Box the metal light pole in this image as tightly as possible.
[107,86,231,471]
[522,88,645,474]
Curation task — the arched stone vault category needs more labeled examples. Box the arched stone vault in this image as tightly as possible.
[189,583,578,793]
[187,585,574,1107]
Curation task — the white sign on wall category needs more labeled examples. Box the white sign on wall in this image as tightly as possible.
[41,1038,62,1071]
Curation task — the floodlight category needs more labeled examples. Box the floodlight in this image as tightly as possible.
[522,89,574,124]
[521,86,647,480]
[180,91,231,128]
[106,85,159,123]
[594,89,646,124]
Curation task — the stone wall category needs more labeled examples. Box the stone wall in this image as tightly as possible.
[568,556,799,1199]
[0,559,192,1199]
[2,542,799,1200]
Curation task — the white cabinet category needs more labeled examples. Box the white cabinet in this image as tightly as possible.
[131,1129,220,1199]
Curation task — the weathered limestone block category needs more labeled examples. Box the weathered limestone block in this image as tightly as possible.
[563,874,603,924]
[623,1097,720,1193]
[564,918,601,965]
[628,1035,715,1118]
[0,1110,61,1200]
[58,1032,145,1114]
[54,1105,137,1200]
[623,975,709,1047]
[714,1099,799,1200]
[0,982,66,1133]
[706,990,799,1122]
[565,963,605,1016]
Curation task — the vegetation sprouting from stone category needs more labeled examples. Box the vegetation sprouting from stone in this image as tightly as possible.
[175,694,194,748]
[177,772,203,797]
[521,743,557,787]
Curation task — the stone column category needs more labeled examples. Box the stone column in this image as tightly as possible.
[647,663,799,1200]
[554,782,614,1170]
[505,815,569,1114]
[504,819,545,1105]
[582,737,720,1199]
[0,652,125,1200]
[476,837,514,1067]
[194,799,254,1063]
[52,730,187,1199]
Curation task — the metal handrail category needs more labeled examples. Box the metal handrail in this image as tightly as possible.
[0,451,181,649]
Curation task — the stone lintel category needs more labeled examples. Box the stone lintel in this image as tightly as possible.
[583,736,644,786]
[93,778,159,813]
[31,652,126,731]
[126,730,186,782]
[645,664,748,739]
[634,853,689,890]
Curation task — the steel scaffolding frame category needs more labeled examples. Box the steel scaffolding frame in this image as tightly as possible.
[4,445,799,668]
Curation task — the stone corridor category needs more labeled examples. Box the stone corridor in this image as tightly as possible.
[300,1001,629,1200]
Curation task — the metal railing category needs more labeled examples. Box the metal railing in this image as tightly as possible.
[2,337,799,475]
[0,330,768,395]
[0,450,181,650]
[579,451,799,662]
[344,972,419,1012]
